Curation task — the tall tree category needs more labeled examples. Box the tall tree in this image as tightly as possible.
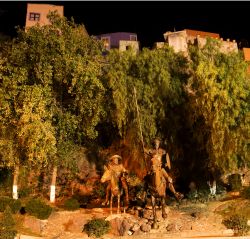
[187,39,250,174]
[0,13,106,200]
[102,46,188,170]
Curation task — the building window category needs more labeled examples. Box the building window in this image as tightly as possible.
[29,12,40,21]
[101,36,110,50]
[130,35,137,41]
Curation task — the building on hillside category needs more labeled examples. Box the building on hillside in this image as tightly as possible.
[162,29,238,55]
[153,42,166,49]
[243,48,250,73]
[243,47,250,61]
[25,3,64,29]
[96,32,140,54]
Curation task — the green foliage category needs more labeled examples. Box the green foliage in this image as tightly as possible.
[63,198,80,211]
[18,187,32,198]
[242,186,250,199]
[25,198,52,220]
[0,11,249,196]
[92,181,106,199]
[187,39,250,173]
[228,174,242,191]
[0,197,21,214]
[103,46,188,169]
[72,194,89,206]
[187,191,211,203]
[83,218,111,238]
[223,214,249,236]
[0,206,17,239]
[0,12,106,187]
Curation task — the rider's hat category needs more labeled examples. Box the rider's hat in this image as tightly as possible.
[109,154,122,161]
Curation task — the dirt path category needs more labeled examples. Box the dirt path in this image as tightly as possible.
[20,198,250,239]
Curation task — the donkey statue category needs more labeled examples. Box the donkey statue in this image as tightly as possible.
[101,165,128,214]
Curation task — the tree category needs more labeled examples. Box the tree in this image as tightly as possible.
[102,46,188,171]
[187,39,250,174]
[0,12,106,200]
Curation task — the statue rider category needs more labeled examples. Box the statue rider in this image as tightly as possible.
[102,155,129,207]
[150,138,183,201]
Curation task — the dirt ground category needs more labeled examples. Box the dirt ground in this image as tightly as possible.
[19,194,250,239]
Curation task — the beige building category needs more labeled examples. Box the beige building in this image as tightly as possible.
[25,3,64,28]
[243,47,250,61]
[162,29,238,55]
[119,40,140,54]
[153,42,166,49]
[243,48,250,73]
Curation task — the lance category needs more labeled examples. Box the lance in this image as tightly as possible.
[133,86,148,172]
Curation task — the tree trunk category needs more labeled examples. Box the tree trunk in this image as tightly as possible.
[13,165,19,199]
[50,166,57,203]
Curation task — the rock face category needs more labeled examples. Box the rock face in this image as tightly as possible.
[23,216,48,235]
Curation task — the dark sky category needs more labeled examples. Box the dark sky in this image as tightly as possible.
[0,1,250,48]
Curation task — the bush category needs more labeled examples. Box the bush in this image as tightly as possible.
[92,181,106,199]
[242,186,250,199]
[83,218,111,238]
[0,206,17,239]
[18,187,32,198]
[0,197,22,214]
[64,198,80,211]
[223,214,250,236]
[25,198,52,220]
[71,194,89,207]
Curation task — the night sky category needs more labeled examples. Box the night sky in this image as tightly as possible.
[0,1,250,48]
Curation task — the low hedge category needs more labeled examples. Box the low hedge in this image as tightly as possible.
[64,198,80,211]
[83,218,111,238]
[25,198,52,220]
[0,197,22,214]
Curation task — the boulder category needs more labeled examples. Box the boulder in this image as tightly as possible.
[109,217,131,236]
[140,223,151,232]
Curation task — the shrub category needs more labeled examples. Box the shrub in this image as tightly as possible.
[18,187,32,198]
[83,218,111,238]
[242,186,250,199]
[72,194,89,207]
[25,198,52,220]
[0,206,17,239]
[0,197,22,214]
[64,198,80,211]
[92,181,106,199]
[223,214,250,236]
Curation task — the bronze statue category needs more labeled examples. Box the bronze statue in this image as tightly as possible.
[143,138,183,229]
[149,138,183,201]
[100,155,129,214]
[144,153,168,229]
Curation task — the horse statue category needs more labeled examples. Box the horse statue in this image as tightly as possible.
[100,165,127,214]
[143,154,168,229]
